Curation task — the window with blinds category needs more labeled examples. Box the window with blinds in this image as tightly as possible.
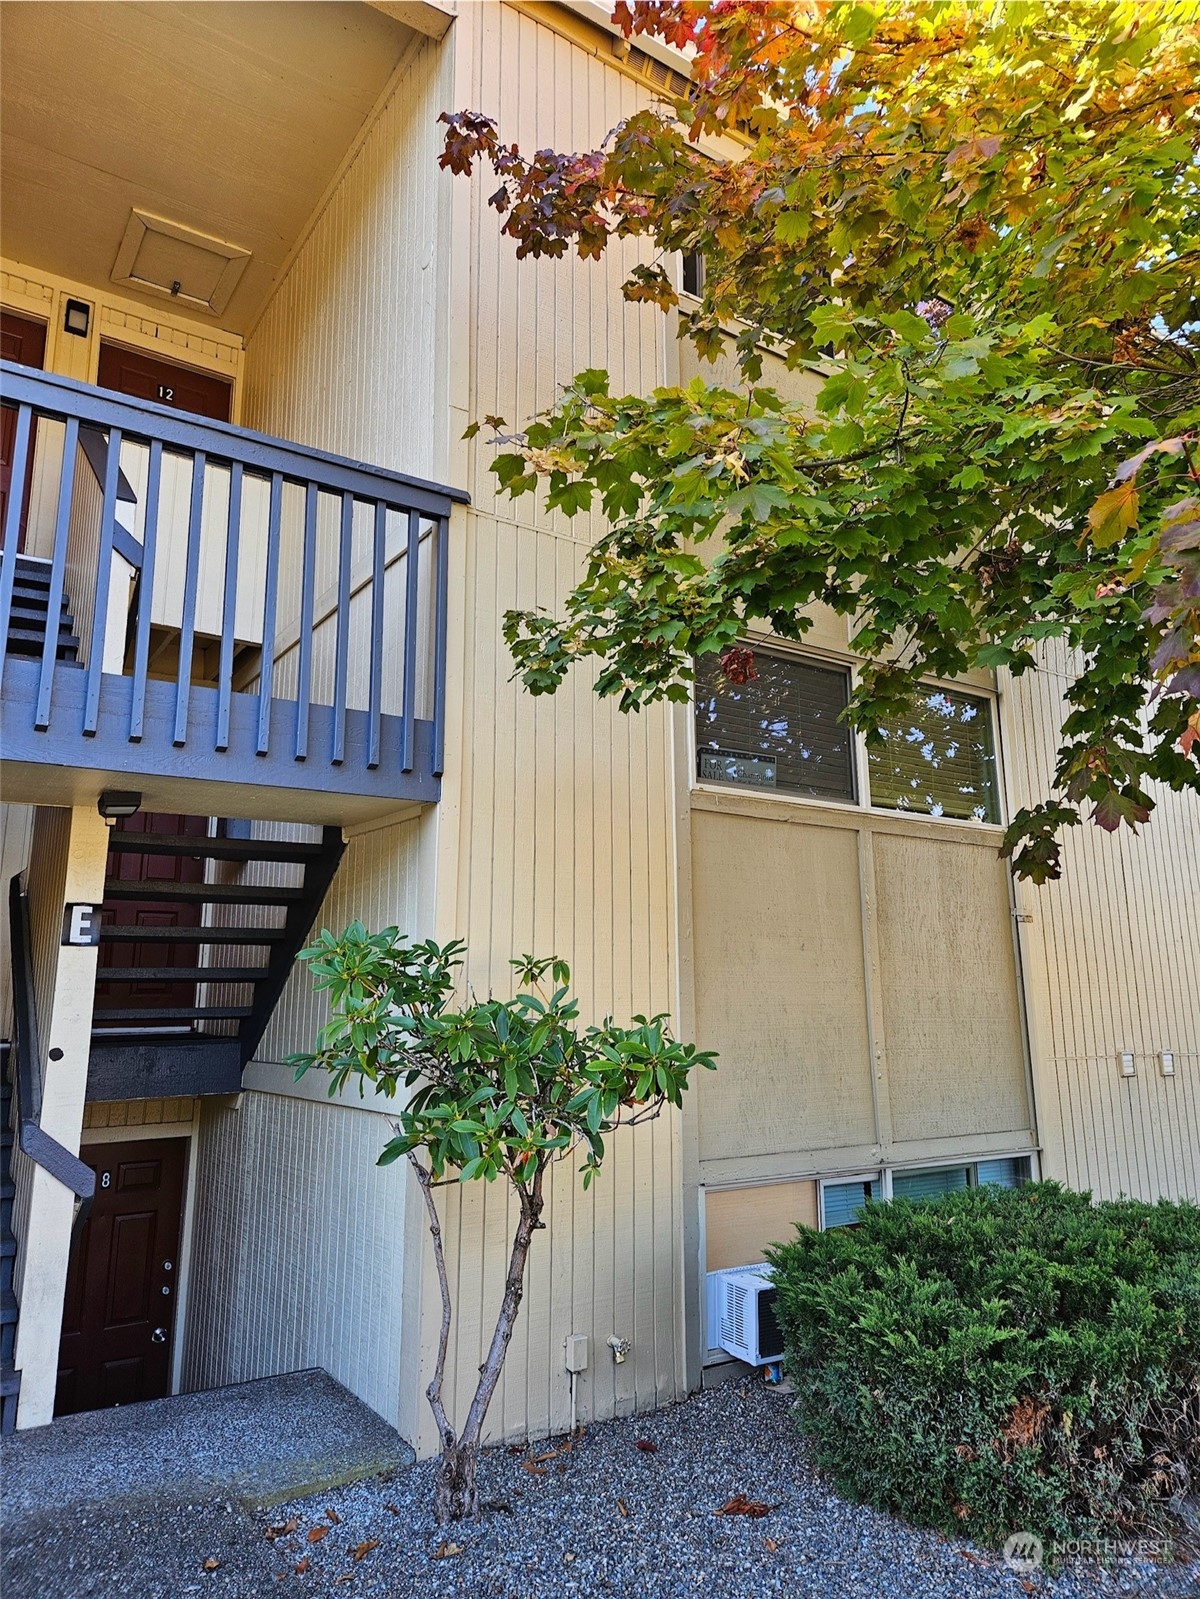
[821,1157,1031,1228]
[867,686,1000,822]
[694,649,856,803]
[891,1165,971,1203]
[821,1176,882,1228]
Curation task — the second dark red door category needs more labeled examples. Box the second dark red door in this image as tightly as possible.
[57,1137,188,1415]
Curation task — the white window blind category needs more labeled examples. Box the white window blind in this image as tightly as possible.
[867,686,1000,822]
[822,1177,882,1228]
[891,1165,971,1203]
[976,1156,1032,1188]
[694,649,856,803]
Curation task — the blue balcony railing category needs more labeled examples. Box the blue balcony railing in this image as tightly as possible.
[0,363,466,812]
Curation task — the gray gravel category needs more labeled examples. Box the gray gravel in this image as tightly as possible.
[4,1380,1197,1598]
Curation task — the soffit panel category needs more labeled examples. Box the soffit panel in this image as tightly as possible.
[0,1,415,332]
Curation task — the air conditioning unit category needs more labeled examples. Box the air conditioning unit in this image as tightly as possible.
[706,1265,784,1366]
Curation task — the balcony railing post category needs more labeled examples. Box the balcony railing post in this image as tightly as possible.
[432,515,450,779]
[330,489,353,766]
[83,424,123,735]
[294,481,317,761]
[401,510,420,774]
[0,402,33,700]
[257,471,283,756]
[129,439,163,742]
[367,500,386,770]
[216,461,243,752]
[34,414,79,730]
[173,449,207,747]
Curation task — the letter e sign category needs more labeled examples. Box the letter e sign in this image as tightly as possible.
[62,904,101,946]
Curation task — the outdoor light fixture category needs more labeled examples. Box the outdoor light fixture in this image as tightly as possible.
[1117,1051,1136,1078]
[1159,1051,1176,1078]
[97,790,141,821]
[63,298,91,338]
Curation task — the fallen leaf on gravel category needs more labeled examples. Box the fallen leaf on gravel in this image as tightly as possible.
[958,1549,985,1565]
[616,1498,628,1518]
[634,1439,657,1453]
[295,1557,311,1574]
[507,1444,525,1455]
[716,1494,771,1518]
[306,1525,331,1544]
[532,1448,558,1463]
[325,1508,342,1524]
[522,1460,547,1475]
[202,1558,221,1571]
[382,1503,400,1515]
[333,1574,355,1584]
[351,1540,380,1562]
[1021,1584,1037,1596]
[433,1540,464,1559]
[265,1518,299,1541]
[764,1538,779,1553]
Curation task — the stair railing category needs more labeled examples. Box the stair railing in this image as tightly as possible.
[6,874,95,1236]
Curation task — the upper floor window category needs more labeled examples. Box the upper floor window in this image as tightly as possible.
[694,647,856,804]
[681,250,706,298]
[868,685,1000,824]
[694,644,1001,823]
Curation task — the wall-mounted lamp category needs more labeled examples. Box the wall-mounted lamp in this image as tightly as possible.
[1159,1051,1176,1078]
[97,789,141,821]
[1117,1051,1136,1078]
[63,298,91,338]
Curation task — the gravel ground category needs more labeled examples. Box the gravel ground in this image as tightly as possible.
[4,1381,1197,1599]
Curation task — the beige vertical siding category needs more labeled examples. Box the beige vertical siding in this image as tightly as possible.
[0,802,34,1028]
[1003,644,1200,1200]
[239,37,449,483]
[255,813,428,1064]
[182,1091,407,1426]
[409,0,686,1451]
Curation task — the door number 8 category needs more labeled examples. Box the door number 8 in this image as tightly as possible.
[100,1171,111,1188]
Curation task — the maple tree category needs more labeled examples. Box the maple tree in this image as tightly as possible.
[441,0,1200,880]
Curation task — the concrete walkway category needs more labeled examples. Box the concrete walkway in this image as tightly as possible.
[1,1369,415,1598]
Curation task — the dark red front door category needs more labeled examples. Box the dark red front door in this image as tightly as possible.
[57,1138,187,1415]
[94,813,209,1022]
[1,310,48,550]
[96,341,232,422]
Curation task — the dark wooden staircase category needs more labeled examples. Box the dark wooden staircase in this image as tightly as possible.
[87,823,345,1101]
[3,554,80,663]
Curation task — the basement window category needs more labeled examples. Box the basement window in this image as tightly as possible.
[821,1156,1032,1228]
[819,1176,882,1229]
[694,647,856,803]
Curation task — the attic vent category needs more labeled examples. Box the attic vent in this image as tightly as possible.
[111,210,251,316]
[618,40,693,100]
